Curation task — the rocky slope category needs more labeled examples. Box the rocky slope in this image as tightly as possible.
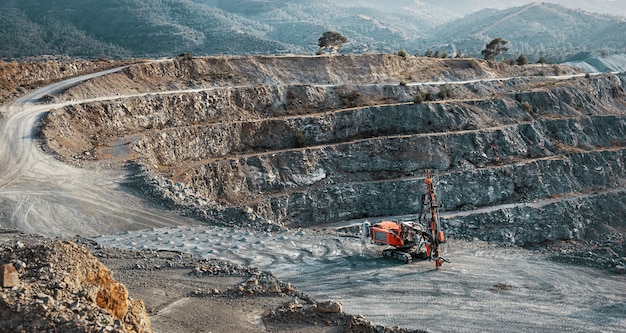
[565,53,626,73]
[39,55,626,270]
[0,233,151,333]
[54,54,547,100]
[0,59,135,106]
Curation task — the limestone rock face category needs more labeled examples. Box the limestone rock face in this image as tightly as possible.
[39,56,626,250]
[126,72,626,248]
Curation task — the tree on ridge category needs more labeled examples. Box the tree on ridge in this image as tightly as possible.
[317,31,348,54]
[482,37,509,61]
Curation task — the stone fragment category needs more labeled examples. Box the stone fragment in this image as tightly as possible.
[316,301,342,313]
[1,263,19,288]
[14,260,26,270]
[615,265,626,274]
[269,284,280,293]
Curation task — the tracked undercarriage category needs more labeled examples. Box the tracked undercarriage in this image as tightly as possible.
[364,170,449,268]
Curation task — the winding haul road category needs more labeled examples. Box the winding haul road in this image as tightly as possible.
[0,67,199,237]
[1,67,625,332]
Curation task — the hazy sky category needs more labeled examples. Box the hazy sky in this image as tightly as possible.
[365,0,626,17]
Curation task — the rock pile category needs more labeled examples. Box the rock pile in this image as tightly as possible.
[265,298,427,333]
[551,230,626,273]
[190,258,296,297]
[0,239,151,333]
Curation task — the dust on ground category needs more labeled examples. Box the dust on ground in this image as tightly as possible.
[0,229,425,333]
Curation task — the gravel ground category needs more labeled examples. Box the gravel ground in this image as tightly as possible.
[0,229,426,333]
[94,225,626,333]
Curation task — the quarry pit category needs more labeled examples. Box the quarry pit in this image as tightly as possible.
[1,54,625,332]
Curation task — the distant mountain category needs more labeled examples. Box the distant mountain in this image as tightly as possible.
[206,0,429,53]
[0,0,290,59]
[564,53,626,73]
[0,0,434,59]
[425,2,626,62]
[0,0,624,63]
[419,0,626,17]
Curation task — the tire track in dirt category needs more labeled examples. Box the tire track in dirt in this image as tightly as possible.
[95,225,626,332]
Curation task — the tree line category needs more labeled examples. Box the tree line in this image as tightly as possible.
[316,31,546,66]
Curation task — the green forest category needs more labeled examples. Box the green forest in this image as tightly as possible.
[0,0,624,62]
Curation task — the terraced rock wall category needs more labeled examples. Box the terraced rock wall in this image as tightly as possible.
[56,54,565,100]
[41,56,625,247]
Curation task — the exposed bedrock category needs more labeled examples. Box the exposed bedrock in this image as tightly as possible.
[446,190,626,247]
[57,54,559,101]
[41,62,626,246]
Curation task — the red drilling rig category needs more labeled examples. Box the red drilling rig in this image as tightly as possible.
[363,170,449,268]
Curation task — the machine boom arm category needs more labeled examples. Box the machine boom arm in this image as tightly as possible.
[365,170,449,267]
[422,169,448,268]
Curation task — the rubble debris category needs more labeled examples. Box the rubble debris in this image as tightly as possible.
[264,299,427,333]
[0,239,152,333]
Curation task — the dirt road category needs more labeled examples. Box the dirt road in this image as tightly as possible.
[0,67,199,237]
[0,64,624,332]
